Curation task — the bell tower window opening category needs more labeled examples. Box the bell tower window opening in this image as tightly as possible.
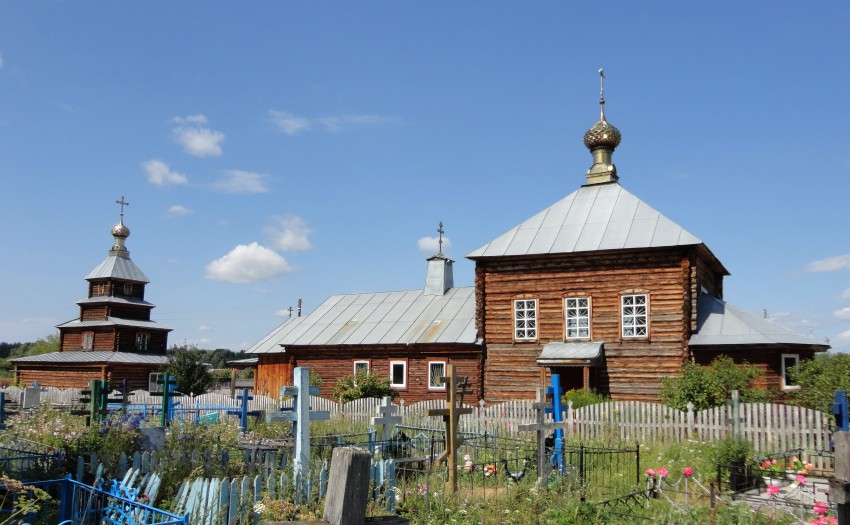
[136,332,150,351]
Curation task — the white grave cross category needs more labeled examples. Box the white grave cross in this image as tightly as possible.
[371,396,403,442]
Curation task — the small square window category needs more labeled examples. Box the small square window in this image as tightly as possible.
[565,297,591,339]
[123,283,134,296]
[428,361,446,390]
[622,294,648,338]
[353,360,369,382]
[514,299,538,340]
[781,354,800,390]
[389,361,407,389]
[136,332,150,351]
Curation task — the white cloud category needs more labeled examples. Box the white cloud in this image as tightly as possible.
[171,114,224,157]
[418,235,451,255]
[204,242,292,283]
[842,288,850,300]
[834,307,850,321]
[198,324,212,332]
[265,215,312,252]
[143,159,188,186]
[806,254,850,272]
[275,309,292,318]
[212,170,270,194]
[165,205,192,217]
[269,109,396,135]
[269,110,311,135]
[838,329,850,342]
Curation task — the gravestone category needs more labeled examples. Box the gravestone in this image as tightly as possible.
[21,387,41,409]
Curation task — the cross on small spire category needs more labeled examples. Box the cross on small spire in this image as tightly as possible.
[598,68,606,120]
[116,196,129,220]
[437,221,445,256]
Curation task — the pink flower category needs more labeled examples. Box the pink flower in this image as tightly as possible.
[657,467,669,478]
[814,502,828,516]
[682,467,694,477]
[795,474,807,485]
[766,485,780,496]
[645,468,656,477]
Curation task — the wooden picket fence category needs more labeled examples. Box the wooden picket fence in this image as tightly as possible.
[9,386,834,456]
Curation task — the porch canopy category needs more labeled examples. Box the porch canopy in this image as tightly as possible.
[536,341,602,367]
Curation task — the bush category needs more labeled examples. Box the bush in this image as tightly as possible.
[562,388,609,409]
[660,355,771,411]
[789,353,850,413]
[332,371,396,402]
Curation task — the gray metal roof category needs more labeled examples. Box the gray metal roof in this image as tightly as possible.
[56,317,171,331]
[86,253,150,283]
[689,293,831,348]
[467,183,704,259]
[537,342,602,364]
[11,351,168,365]
[247,286,479,353]
[77,296,154,307]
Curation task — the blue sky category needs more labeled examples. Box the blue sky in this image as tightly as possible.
[1,2,849,352]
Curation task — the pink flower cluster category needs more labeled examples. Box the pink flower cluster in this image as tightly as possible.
[645,466,690,478]
[810,502,836,525]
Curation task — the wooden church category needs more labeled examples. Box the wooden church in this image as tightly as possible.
[12,198,171,389]
[250,74,829,403]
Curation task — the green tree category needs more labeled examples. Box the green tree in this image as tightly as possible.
[332,371,396,402]
[9,333,59,359]
[660,355,771,410]
[166,345,214,395]
[788,353,850,413]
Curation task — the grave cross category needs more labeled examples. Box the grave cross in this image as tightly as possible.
[518,388,571,487]
[426,364,473,493]
[266,367,330,498]
[371,396,403,442]
[545,374,567,474]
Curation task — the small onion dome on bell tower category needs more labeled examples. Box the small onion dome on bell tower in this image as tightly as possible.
[110,196,131,256]
[584,68,621,186]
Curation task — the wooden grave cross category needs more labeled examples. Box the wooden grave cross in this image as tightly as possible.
[518,388,571,486]
[426,364,473,493]
[266,367,330,498]
[371,396,403,442]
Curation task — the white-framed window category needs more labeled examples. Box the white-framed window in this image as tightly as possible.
[565,297,591,339]
[353,360,370,377]
[622,294,648,338]
[149,372,164,393]
[136,332,150,351]
[389,360,407,389]
[514,299,538,340]
[82,332,94,351]
[781,354,801,390]
[428,361,447,390]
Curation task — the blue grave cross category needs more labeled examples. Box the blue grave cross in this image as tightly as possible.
[545,374,568,474]
[227,388,262,432]
[518,388,571,487]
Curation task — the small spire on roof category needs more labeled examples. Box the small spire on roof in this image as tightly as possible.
[110,196,131,255]
[437,221,445,257]
[583,68,622,186]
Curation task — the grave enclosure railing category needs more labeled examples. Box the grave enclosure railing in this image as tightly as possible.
[7,386,835,453]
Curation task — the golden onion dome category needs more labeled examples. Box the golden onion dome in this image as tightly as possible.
[583,119,621,151]
[111,221,130,239]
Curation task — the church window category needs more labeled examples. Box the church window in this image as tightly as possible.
[389,360,407,389]
[123,283,134,296]
[82,332,94,350]
[565,297,591,339]
[149,372,164,393]
[353,360,369,378]
[621,294,648,338]
[136,332,150,351]
[781,354,800,390]
[514,299,538,340]
[92,282,109,296]
[428,361,446,390]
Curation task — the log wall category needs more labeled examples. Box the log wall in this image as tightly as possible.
[691,346,819,393]
[476,247,725,403]
[256,344,483,403]
[255,353,293,400]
